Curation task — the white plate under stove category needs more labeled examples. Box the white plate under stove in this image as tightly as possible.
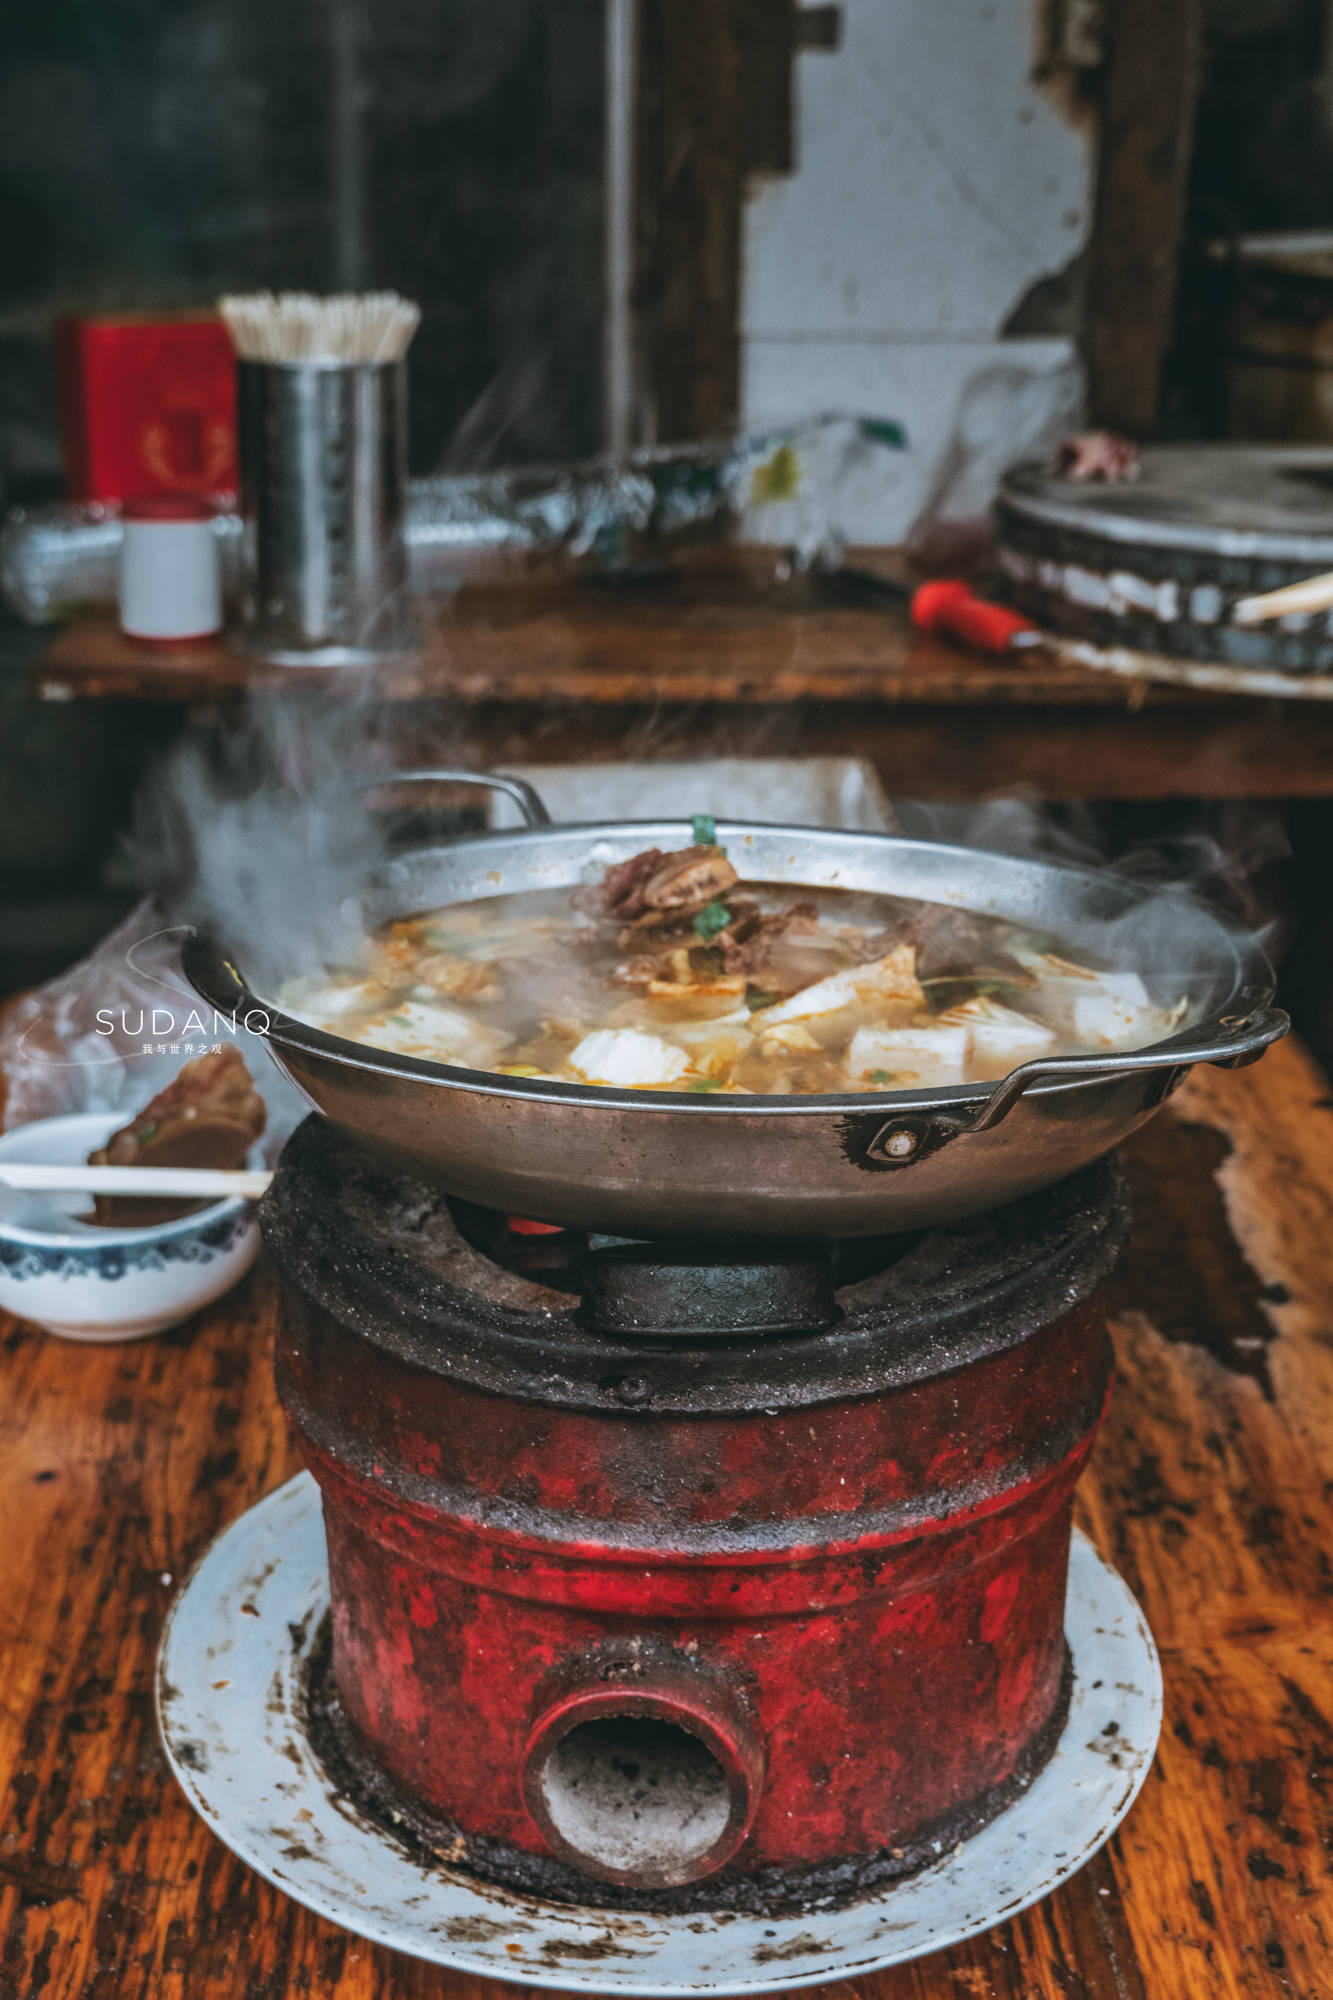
[157,1474,1162,1996]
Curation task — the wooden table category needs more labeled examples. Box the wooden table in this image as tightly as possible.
[3,1034,1330,1997]
[30,560,1333,799]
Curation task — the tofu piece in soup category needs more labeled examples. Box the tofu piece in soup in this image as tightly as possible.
[938,996,1055,1073]
[1015,953,1163,1049]
[567,1028,690,1087]
[350,999,506,1068]
[846,1021,971,1088]
[284,974,391,1025]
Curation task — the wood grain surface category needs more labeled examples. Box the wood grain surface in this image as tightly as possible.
[29,583,1157,708]
[2,1035,1330,1997]
[33,559,1333,800]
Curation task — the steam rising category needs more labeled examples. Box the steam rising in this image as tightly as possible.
[127,699,392,992]
[126,696,1282,1026]
[892,794,1284,1002]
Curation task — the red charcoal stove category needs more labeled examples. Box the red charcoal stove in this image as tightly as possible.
[262,1118,1126,1911]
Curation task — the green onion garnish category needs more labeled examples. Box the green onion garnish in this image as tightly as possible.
[692,900,731,941]
[869,1069,897,1085]
[136,1122,158,1144]
[691,813,717,847]
[688,1077,723,1092]
[387,1012,413,1027]
[746,991,779,1011]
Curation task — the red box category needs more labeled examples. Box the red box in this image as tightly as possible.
[56,313,237,504]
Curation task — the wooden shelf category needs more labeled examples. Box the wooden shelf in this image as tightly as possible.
[28,561,1211,709]
[31,558,1333,798]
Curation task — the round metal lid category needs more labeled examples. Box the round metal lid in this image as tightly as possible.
[998,445,1333,564]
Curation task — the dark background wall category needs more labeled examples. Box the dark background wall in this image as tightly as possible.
[0,0,606,501]
[0,0,608,993]
[1166,0,1333,434]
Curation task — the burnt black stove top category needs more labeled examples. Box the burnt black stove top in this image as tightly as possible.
[446,1195,921,1337]
[259,1117,1130,1418]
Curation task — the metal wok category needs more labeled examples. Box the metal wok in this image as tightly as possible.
[184,770,1288,1240]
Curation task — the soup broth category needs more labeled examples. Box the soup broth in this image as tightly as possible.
[278,841,1188,1096]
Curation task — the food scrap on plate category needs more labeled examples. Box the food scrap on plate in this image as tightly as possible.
[88,1044,267,1226]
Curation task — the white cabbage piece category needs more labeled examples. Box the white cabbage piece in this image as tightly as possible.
[667,1006,752,1034]
[567,1028,691,1087]
[758,1021,824,1056]
[459,922,559,964]
[846,1021,970,1087]
[758,943,924,1026]
[412,912,554,962]
[665,1014,755,1070]
[409,952,501,1002]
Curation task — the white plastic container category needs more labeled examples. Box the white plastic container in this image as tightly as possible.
[119,496,221,641]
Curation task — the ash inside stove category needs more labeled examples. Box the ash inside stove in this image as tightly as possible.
[537,1713,731,1879]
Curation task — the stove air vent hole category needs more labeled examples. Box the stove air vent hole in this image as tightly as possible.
[539,1715,731,1880]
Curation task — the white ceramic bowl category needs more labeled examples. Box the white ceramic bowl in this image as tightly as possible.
[0,1112,261,1342]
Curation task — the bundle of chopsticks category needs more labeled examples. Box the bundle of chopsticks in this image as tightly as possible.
[218,290,421,365]
[1233,573,1333,625]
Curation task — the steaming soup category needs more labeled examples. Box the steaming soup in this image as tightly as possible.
[278,839,1188,1095]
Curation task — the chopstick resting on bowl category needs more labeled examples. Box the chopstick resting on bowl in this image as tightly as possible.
[0,1165,273,1200]
[1232,571,1333,625]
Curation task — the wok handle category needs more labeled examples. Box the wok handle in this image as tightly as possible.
[965,1004,1290,1134]
[357,768,552,827]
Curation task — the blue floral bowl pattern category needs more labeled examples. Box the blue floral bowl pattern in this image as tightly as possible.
[0,1206,253,1282]
[0,1112,262,1341]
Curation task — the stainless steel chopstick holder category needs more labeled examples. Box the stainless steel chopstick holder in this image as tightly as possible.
[231,358,416,666]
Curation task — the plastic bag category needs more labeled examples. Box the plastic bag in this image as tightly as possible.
[0,899,304,1157]
[906,353,1084,575]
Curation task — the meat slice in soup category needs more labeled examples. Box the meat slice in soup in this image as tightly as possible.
[909,905,1024,984]
[737,903,862,996]
[278,841,1190,1095]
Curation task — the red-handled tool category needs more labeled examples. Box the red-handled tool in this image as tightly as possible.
[819,565,1042,656]
[908,578,1041,654]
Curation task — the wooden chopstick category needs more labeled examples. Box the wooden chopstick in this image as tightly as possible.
[0,1165,273,1200]
[1232,571,1333,625]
